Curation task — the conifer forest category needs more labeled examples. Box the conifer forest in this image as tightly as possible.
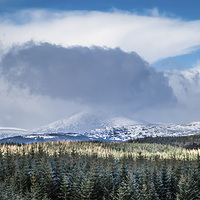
[1,137,200,200]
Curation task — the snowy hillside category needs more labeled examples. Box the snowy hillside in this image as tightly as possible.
[34,112,200,141]
[1,112,200,143]
[32,112,200,142]
[83,121,200,141]
[33,112,144,134]
[0,127,28,140]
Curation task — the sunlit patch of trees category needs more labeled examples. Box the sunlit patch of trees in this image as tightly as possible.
[0,140,200,199]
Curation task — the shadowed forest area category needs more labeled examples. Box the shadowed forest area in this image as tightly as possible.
[0,138,200,199]
[131,134,200,149]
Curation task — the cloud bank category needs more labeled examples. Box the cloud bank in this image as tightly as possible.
[1,8,200,128]
[0,43,176,128]
[1,10,200,63]
[164,66,200,122]
[1,43,176,109]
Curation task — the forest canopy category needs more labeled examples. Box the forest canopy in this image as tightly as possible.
[0,139,200,199]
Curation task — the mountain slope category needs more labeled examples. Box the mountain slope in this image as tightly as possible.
[32,112,200,142]
[33,112,144,134]
[83,121,200,141]
[0,127,28,140]
[1,113,200,143]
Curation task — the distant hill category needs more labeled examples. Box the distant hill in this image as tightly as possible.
[0,112,200,143]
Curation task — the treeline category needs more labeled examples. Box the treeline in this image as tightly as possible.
[0,141,200,199]
[130,134,200,149]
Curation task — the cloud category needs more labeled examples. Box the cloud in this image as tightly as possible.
[154,65,200,123]
[3,42,200,127]
[166,66,200,105]
[128,64,200,124]
[1,9,200,127]
[0,10,200,63]
[0,78,86,128]
[0,43,176,127]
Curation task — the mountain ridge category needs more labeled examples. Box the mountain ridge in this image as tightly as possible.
[33,111,146,134]
[0,112,200,143]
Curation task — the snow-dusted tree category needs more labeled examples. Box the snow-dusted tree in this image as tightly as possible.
[59,175,72,200]
[160,160,171,200]
[176,174,199,200]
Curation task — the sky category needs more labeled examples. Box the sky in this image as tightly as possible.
[0,0,200,129]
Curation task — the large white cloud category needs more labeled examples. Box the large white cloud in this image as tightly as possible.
[127,64,200,124]
[1,9,200,128]
[0,10,200,63]
[156,65,200,123]
[166,65,200,104]
[0,43,176,128]
[2,42,200,127]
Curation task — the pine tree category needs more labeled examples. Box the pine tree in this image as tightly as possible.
[102,170,114,200]
[0,183,5,200]
[39,159,53,199]
[160,160,170,200]
[70,167,84,200]
[51,152,63,198]
[120,161,128,182]
[152,168,162,198]
[130,173,141,200]
[0,149,4,182]
[176,174,199,200]
[90,165,104,200]
[135,168,145,200]
[117,180,137,200]
[146,182,159,200]
[80,176,95,200]
[192,154,200,197]
[169,165,179,200]
[141,161,155,199]
[108,161,120,197]
[30,173,42,200]
[59,175,72,200]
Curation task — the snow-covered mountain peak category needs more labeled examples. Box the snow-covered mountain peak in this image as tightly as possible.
[1,119,200,143]
[33,111,103,134]
[33,111,145,134]
[2,111,200,143]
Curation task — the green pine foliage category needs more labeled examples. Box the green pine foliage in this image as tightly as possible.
[59,176,72,200]
[0,140,200,199]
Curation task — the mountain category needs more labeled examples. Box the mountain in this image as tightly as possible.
[1,112,200,143]
[83,121,200,141]
[33,111,144,134]
[31,113,200,142]
[0,127,28,140]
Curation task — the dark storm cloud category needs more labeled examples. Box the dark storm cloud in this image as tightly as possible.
[0,43,176,112]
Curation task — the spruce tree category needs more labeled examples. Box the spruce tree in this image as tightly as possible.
[152,168,162,198]
[80,176,95,200]
[117,180,138,200]
[160,160,170,200]
[169,165,179,200]
[59,175,72,200]
[90,165,103,200]
[30,173,42,200]
[176,175,199,200]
